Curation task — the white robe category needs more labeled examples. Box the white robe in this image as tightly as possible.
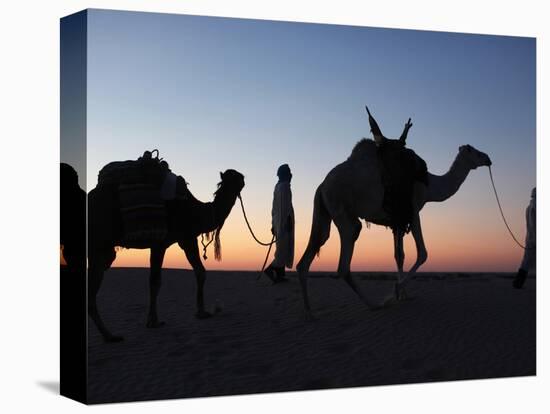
[271,181,295,268]
[520,189,536,273]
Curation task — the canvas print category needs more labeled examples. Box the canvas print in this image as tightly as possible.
[60,9,536,404]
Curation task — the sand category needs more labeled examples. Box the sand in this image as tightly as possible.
[87,269,535,404]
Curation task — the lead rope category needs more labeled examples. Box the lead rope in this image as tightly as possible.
[488,166,527,250]
[237,194,278,278]
[238,195,277,246]
[257,235,276,279]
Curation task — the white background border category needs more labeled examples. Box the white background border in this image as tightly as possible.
[0,1,547,412]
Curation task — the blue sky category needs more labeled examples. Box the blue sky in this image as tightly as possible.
[82,9,535,271]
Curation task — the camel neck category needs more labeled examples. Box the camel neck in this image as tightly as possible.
[426,154,472,202]
[211,187,238,229]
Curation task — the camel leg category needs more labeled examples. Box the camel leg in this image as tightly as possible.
[179,239,212,319]
[88,248,122,342]
[409,214,427,274]
[394,214,427,301]
[147,246,166,328]
[296,220,331,320]
[391,228,408,301]
[393,229,405,282]
[393,214,426,301]
[296,187,332,321]
[334,214,379,310]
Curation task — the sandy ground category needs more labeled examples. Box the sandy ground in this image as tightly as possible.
[87,269,535,404]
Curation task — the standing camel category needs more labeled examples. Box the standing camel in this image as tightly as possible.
[296,140,491,319]
[88,169,245,342]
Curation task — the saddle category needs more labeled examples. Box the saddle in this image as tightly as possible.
[364,106,428,233]
[377,140,428,233]
[97,150,177,243]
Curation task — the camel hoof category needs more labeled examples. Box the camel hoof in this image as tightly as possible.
[304,311,317,322]
[272,277,290,285]
[383,295,399,307]
[105,335,124,343]
[391,284,415,303]
[195,310,213,319]
[394,283,407,301]
[369,301,386,311]
[146,320,166,329]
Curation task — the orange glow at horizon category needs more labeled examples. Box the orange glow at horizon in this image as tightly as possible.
[109,200,524,273]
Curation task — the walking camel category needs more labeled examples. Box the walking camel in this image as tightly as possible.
[296,139,492,320]
[88,169,245,342]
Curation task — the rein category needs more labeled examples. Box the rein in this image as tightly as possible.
[201,194,278,265]
[488,166,528,250]
[238,194,277,246]
[238,194,278,277]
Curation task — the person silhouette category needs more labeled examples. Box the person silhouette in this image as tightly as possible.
[513,187,536,289]
[264,164,295,284]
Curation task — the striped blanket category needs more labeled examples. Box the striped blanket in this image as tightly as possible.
[118,181,168,243]
[98,157,169,243]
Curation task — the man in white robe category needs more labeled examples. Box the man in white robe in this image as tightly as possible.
[513,187,536,288]
[264,164,295,284]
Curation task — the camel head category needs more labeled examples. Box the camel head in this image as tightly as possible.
[61,163,79,189]
[218,169,245,195]
[458,145,492,169]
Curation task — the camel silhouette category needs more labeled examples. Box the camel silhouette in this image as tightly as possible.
[296,140,491,320]
[88,169,245,342]
[60,163,86,271]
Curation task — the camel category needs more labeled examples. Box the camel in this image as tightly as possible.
[296,139,492,320]
[60,163,86,271]
[88,169,245,342]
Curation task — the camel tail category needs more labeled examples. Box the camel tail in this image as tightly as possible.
[297,185,331,274]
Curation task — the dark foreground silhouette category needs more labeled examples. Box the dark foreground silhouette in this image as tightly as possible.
[60,163,86,271]
[89,163,245,342]
[60,163,87,399]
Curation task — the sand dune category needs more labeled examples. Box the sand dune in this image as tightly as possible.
[87,269,535,404]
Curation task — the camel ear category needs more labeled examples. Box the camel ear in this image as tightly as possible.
[219,171,224,180]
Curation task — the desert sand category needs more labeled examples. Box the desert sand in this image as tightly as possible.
[87,268,535,404]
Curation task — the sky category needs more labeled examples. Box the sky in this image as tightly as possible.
[81,9,535,272]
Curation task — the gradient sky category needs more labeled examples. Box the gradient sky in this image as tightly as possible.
[85,9,535,272]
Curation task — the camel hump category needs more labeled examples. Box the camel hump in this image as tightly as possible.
[97,150,170,188]
[61,163,79,189]
[97,160,136,187]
